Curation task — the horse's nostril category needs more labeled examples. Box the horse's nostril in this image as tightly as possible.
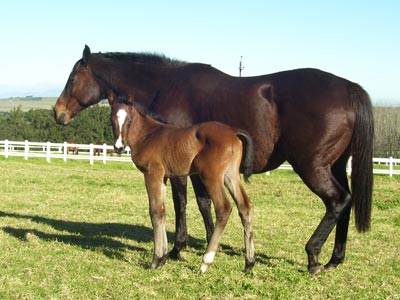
[55,112,67,125]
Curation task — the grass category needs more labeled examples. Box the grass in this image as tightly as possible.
[0,157,399,299]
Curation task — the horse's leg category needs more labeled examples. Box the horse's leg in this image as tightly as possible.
[325,156,351,270]
[144,172,169,269]
[169,176,188,260]
[199,176,232,273]
[224,173,255,273]
[190,175,215,243]
[298,165,352,275]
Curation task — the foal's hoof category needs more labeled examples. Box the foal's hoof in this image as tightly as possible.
[308,264,325,275]
[147,254,169,269]
[244,260,255,273]
[199,262,211,274]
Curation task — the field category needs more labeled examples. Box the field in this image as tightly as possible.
[0,157,399,299]
[0,97,57,113]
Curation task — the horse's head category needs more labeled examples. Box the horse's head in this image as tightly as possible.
[111,101,132,154]
[54,45,106,125]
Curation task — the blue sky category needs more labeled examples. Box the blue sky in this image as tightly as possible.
[0,0,399,104]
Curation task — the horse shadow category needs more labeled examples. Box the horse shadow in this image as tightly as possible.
[0,211,302,270]
[0,211,204,261]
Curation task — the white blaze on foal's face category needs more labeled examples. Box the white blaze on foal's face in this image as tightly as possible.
[115,108,128,149]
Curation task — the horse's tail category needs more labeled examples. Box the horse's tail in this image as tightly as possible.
[237,130,254,182]
[349,83,374,233]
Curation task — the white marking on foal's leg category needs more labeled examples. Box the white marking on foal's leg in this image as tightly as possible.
[200,251,216,273]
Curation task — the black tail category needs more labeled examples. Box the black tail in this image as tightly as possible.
[237,130,254,182]
[349,83,374,232]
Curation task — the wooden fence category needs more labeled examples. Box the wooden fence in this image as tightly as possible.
[1,140,399,176]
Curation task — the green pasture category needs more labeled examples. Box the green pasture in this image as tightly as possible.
[0,157,399,299]
[0,97,57,113]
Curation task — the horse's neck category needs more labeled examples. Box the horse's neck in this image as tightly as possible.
[126,108,165,151]
[92,58,166,106]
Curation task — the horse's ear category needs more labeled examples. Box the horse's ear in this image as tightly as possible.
[82,45,91,64]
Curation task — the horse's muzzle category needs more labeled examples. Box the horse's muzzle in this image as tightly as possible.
[54,110,70,126]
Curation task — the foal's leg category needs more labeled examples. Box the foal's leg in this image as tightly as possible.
[199,176,232,273]
[169,176,188,260]
[325,157,352,270]
[144,172,169,269]
[298,165,352,275]
[190,175,215,243]
[224,173,255,273]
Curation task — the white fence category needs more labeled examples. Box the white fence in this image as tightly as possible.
[0,140,132,164]
[0,140,399,176]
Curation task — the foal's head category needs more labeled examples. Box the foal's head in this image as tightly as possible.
[111,102,132,154]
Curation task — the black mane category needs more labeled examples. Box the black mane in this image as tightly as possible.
[94,51,188,67]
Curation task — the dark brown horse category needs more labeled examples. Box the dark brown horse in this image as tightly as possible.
[54,45,374,274]
[111,100,254,272]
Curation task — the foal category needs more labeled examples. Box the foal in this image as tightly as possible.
[110,101,255,273]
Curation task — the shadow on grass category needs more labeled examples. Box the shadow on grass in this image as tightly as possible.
[0,210,204,261]
[0,210,302,271]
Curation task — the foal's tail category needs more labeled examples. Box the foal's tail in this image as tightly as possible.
[237,130,254,183]
[349,83,374,233]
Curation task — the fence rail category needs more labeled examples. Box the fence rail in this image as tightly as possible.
[1,140,399,176]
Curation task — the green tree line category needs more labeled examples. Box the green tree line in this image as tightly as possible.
[0,105,113,144]
[0,105,399,157]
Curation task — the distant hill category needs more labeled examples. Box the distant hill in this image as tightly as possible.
[0,97,57,113]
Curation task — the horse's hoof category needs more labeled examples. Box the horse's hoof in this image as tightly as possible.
[324,262,339,271]
[169,248,184,261]
[308,264,325,275]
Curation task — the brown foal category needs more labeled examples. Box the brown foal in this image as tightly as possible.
[110,100,255,273]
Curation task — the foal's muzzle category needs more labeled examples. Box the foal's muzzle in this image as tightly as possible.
[114,145,125,154]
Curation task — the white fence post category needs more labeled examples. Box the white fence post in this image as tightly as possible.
[5,139,9,158]
[89,143,94,165]
[46,141,51,163]
[63,142,68,162]
[24,140,29,160]
[389,157,393,177]
[102,143,107,164]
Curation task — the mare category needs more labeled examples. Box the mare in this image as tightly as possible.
[111,100,255,272]
[54,45,374,274]
[66,141,79,155]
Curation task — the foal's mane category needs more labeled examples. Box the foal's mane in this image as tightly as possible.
[117,99,169,125]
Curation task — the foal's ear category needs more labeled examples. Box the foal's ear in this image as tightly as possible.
[126,96,135,104]
[107,91,116,105]
[82,45,91,64]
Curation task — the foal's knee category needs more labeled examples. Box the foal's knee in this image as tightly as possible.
[216,201,232,223]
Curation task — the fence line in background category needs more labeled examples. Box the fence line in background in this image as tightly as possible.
[1,140,399,176]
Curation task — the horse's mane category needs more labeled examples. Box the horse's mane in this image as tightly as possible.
[94,51,188,67]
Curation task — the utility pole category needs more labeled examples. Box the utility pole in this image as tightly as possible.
[239,56,244,77]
